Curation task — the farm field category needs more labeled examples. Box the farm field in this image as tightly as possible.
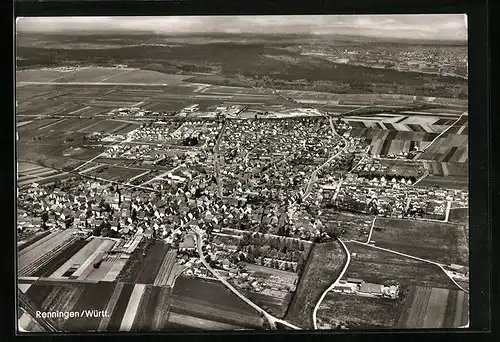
[416,174,468,190]
[117,240,170,284]
[16,68,189,85]
[17,162,60,187]
[316,290,408,329]
[285,241,347,329]
[17,230,51,251]
[427,161,468,177]
[320,210,375,241]
[31,239,89,278]
[237,262,298,318]
[63,281,117,331]
[49,237,117,280]
[24,282,89,330]
[126,285,172,331]
[166,312,242,330]
[418,134,468,163]
[87,165,147,183]
[18,229,78,276]
[370,217,468,265]
[396,286,468,328]
[243,290,291,318]
[343,242,459,289]
[153,249,178,286]
[448,207,469,224]
[170,276,264,330]
[348,128,440,157]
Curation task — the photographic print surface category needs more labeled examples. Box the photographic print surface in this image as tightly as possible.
[15,15,469,332]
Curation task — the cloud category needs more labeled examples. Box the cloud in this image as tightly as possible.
[16,14,467,40]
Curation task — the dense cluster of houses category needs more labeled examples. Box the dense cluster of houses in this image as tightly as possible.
[323,173,467,219]
[219,118,342,202]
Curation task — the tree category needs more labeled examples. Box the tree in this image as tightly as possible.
[93,226,102,236]
[298,242,305,252]
[40,212,49,223]
[296,256,305,273]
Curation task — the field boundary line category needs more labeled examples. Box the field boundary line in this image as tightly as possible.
[312,238,351,330]
[366,216,377,244]
[420,113,465,153]
[347,240,469,293]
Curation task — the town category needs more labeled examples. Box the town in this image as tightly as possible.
[16,15,469,332]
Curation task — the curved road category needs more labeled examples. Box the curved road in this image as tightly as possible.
[312,238,351,329]
[192,227,301,330]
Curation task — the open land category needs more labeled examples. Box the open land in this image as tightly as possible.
[317,290,408,329]
[285,241,347,328]
[343,242,458,289]
[169,276,264,330]
[396,286,468,328]
[370,218,468,265]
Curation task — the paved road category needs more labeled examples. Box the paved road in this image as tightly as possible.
[214,121,228,197]
[312,238,351,329]
[302,117,349,201]
[192,227,301,330]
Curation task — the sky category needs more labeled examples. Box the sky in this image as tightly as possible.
[17,15,468,41]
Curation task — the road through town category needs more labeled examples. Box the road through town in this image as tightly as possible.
[192,227,301,330]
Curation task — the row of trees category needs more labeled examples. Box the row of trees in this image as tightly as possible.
[237,233,307,264]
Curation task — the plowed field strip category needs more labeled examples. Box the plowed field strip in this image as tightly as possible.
[136,242,168,284]
[154,249,177,286]
[119,284,146,331]
[422,288,449,328]
[32,240,88,277]
[106,283,134,331]
[131,285,153,331]
[453,290,465,327]
[151,286,172,331]
[168,312,241,330]
[443,289,458,327]
[141,286,161,330]
[18,231,51,251]
[97,282,124,331]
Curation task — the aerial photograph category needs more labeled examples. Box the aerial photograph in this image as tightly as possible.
[15,15,469,332]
